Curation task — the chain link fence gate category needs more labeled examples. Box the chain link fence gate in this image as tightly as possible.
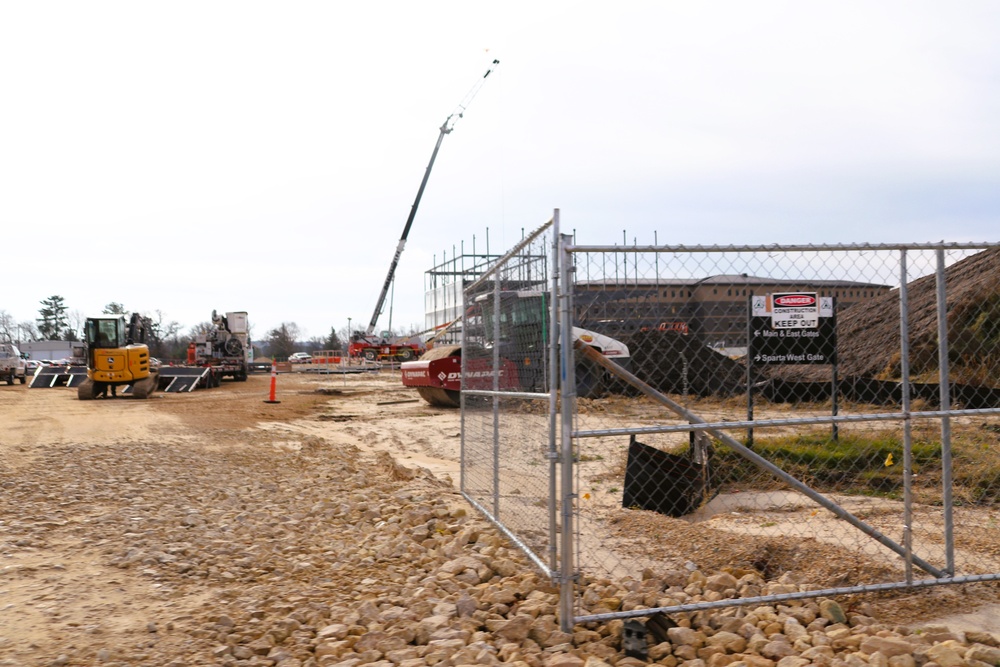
[459,212,1000,632]
[459,217,562,582]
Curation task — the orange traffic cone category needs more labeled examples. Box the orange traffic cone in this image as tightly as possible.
[264,360,280,404]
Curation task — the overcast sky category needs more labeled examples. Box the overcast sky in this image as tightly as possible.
[2,2,998,343]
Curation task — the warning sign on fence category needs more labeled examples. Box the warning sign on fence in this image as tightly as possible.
[772,292,819,328]
[749,294,836,365]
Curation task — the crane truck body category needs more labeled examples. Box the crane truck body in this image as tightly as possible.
[189,310,250,382]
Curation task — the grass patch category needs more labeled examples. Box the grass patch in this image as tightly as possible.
[710,428,1000,505]
[713,432,944,499]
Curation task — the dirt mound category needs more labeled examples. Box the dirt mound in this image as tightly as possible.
[836,247,1000,382]
[620,329,756,397]
[768,248,1000,389]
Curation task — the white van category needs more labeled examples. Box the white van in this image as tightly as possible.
[0,343,27,385]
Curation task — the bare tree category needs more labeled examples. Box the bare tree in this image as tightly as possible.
[188,322,215,337]
[66,309,87,342]
[0,310,15,343]
[18,321,40,342]
[145,310,183,358]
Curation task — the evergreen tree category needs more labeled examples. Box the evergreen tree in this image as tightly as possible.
[37,295,69,340]
[103,302,128,314]
[323,326,343,351]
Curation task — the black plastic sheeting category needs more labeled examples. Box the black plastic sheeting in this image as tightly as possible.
[754,376,1000,409]
[622,436,710,518]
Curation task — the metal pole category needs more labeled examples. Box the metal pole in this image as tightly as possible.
[548,210,561,574]
[746,294,754,447]
[492,271,502,519]
[899,249,915,583]
[935,249,955,575]
[831,360,839,441]
[832,303,839,442]
[655,230,660,335]
[459,295,467,494]
[558,228,578,632]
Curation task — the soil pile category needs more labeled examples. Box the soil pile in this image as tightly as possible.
[767,247,1000,391]
[619,330,754,397]
[837,246,1000,382]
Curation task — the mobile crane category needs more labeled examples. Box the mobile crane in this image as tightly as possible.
[350,59,500,362]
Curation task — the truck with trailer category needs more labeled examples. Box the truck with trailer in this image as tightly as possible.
[348,332,423,362]
[188,310,251,382]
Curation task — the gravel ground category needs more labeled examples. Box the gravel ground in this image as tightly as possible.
[2,373,999,667]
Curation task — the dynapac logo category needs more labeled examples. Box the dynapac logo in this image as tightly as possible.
[773,294,816,307]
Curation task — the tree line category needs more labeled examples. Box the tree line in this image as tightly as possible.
[0,296,351,361]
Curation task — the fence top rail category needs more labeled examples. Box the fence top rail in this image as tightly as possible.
[464,218,553,294]
[566,241,1000,253]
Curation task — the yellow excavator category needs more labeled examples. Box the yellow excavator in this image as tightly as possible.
[77,313,160,400]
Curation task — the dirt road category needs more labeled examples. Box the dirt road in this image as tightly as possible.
[2,371,998,666]
[0,372,466,665]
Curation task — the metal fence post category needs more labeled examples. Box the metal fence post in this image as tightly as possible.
[558,224,577,633]
[492,272,502,519]
[548,211,561,575]
[936,248,955,575]
[899,249,914,583]
[746,294,754,447]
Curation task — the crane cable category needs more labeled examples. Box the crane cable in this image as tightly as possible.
[442,58,500,133]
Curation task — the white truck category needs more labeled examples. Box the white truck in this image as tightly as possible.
[0,343,27,385]
[192,310,251,382]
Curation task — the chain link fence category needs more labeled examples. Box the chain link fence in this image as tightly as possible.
[460,220,562,577]
[458,212,1000,630]
[565,239,1000,625]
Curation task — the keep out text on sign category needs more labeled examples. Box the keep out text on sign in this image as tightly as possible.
[770,292,819,329]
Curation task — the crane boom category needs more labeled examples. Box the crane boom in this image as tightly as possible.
[365,59,500,336]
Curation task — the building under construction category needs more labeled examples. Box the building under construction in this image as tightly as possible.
[575,274,891,349]
[423,229,549,344]
[422,235,891,348]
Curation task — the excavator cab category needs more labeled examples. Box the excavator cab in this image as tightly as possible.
[78,313,159,400]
